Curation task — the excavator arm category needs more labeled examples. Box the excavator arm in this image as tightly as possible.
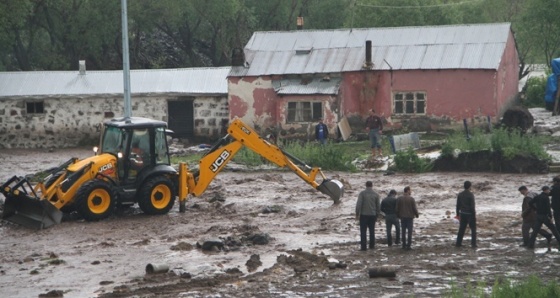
[177,118,343,208]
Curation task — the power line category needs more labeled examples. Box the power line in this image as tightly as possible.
[356,0,482,9]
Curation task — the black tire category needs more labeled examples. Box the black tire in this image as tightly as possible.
[138,176,176,215]
[75,180,116,221]
[60,204,76,214]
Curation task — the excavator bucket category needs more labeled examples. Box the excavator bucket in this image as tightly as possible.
[317,179,344,204]
[1,176,63,229]
[3,195,62,229]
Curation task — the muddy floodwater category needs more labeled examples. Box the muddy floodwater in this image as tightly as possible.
[1,147,560,297]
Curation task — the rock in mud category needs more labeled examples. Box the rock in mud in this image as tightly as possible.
[248,233,270,245]
[170,241,194,251]
[38,290,64,297]
[246,254,262,272]
[261,205,282,214]
[197,238,224,251]
[225,267,243,275]
[368,267,397,278]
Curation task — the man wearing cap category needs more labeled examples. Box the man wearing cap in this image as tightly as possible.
[528,186,560,249]
[315,117,329,145]
[518,186,551,247]
[549,176,560,233]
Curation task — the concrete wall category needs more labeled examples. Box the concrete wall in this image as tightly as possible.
[0,95,227,149]
[340,67,517,132]
[228,76,339,139]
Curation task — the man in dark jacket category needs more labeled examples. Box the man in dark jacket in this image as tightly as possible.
[528,186,560,249]
[356,181,381,250]
[456,181,477,248]
[396,186,419,250]
[549,176,560,233]
[364,109,383,158]
[381,189,400,246]
[315,118,329,145]
[518,186,551,247]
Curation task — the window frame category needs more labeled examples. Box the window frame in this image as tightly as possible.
[286,101,323,123]
[392,91,426,115]
[26,101,45,114]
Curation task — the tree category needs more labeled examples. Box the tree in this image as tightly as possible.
[518,0,560,66]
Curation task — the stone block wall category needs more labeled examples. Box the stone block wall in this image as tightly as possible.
[193,96,229,139]
[0,95,226,149]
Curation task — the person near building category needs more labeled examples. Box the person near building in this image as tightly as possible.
[315,117,329,145]
[549,176,560,233]
[455,181,477,248]
[396,186,419,250]
[355,181,381,251]
[518,186,552,247]
[528,186,560,249]
[364,109,383,158]
[381,189,400,247]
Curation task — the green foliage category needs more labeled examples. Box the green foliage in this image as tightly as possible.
[441,127,549,160]
[446,275,560,298]
[441,129,491,154]
[233,141,357,171]
[0,0,555,71]
[490,128,550,160]
[523,76,547,108]
[393,147,433,173]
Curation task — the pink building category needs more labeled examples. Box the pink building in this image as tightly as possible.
[228,23,519,139]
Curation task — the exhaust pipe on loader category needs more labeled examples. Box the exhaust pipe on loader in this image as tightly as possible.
[1,176,63,229]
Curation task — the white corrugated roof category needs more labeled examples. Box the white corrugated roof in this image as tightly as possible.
[0,67,230,98]
[230,23,513,77]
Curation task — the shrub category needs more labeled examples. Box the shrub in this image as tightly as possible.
[440,127,549,161]
[233,141,357,171]
[523,76,547,108]
[393,147,433,173]
[446,275,560,298]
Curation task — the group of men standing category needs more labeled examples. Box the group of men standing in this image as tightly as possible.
[355,181,418,251]
[355,176,560,251]
[518,177,560,249]
[355,180,478,251]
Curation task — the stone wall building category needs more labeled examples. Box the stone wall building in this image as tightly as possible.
[0,66,230,148]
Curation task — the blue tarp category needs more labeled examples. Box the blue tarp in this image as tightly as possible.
[545,58,560,103]
[545,74,557,103]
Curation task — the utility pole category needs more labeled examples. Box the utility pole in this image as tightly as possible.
[121,0,132,120]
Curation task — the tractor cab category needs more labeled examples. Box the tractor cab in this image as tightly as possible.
[98,117,172,185]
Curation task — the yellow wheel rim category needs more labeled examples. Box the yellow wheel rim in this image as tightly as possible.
[87,188,111,214]
[151,184,171,210]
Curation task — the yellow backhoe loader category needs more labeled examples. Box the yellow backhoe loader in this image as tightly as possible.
[1,117,343,229]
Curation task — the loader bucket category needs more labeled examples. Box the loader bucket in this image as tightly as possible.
[317,179,344,204]
[2,194,63,229]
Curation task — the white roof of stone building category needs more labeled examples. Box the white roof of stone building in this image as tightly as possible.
[0,67,231,98]
[230,23,513,77]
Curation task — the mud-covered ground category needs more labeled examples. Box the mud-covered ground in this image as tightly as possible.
[1,147,560,298]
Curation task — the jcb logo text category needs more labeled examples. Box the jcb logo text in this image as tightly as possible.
[210,150,231,173]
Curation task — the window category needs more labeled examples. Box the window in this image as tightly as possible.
[393,92,426,115]
[26,102,44,114]
[287,101,322,122]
